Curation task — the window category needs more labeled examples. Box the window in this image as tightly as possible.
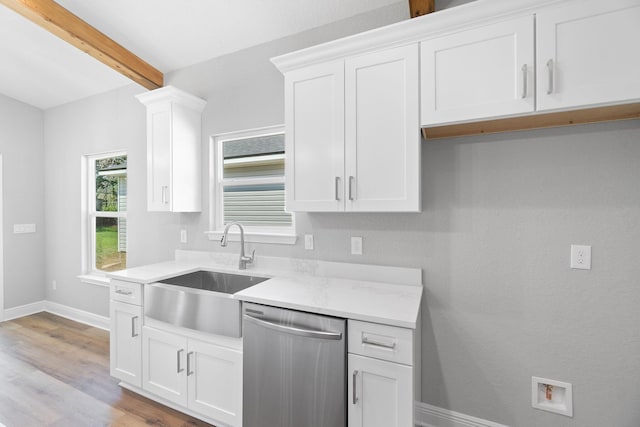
[85,152,127,274]
[209,126,295,243]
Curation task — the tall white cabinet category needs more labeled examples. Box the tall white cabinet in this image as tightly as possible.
[136,86,206,212]
[281,44,421,213]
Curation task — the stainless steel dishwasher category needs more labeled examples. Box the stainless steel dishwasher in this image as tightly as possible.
[243,302,346,427]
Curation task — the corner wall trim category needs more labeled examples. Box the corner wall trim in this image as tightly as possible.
[2,300,109,331]
[416,402,510,427]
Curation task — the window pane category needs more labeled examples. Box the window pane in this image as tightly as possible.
[95,217,127,272]
[95,156,127,212]
[223,134,284,179]
[223,183,292,226]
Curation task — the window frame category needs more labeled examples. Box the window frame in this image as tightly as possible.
[206,125,297,245]
[80,150,128,283]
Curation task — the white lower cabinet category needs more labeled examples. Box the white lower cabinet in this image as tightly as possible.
[348,354,413,427]
[110,301,142,387]
[347,319,420,427]
[141,326,242,427]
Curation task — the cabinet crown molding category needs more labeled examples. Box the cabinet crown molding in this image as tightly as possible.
[136,85,207,112]
[271,0,565,73]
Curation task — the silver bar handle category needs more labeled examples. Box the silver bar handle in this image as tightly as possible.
[131,316,138,338]
[352,370,359,404]
[546,59,554,95]
[177,349,184,373]
[161,186,169,204]
[521,64,527,99]
[187,351,194,376]
[115,289,133,296]
[348,176,355,201]
[335,177,340,201]
[362,336,396,350]
[243,313,342,340]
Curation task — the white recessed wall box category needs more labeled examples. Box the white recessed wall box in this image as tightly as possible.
[532,376,573,417]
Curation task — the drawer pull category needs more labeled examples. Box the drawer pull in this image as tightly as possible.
[362,337,396,350]
[115,289,133,296]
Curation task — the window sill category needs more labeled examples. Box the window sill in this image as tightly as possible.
[205,230,298,245]
[77,274,111,288]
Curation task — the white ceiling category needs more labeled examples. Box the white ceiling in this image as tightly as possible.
[0,0,404,110]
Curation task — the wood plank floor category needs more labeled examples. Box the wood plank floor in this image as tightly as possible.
[0,312,214,427]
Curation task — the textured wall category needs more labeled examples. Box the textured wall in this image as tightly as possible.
[38,0,640,425]
[0,93,45,310]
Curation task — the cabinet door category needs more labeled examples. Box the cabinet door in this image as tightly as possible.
[345,44,420,212]
[187,339,243,427]
[285,61,345,212]
[421,15,534,125]
[146,102,172,212]
[142,326,188,407]
[348,354,413,427]
[110,301,142,387]
[537,0,640,111]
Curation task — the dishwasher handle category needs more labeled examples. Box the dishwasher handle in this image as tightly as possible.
[243,313,343,340]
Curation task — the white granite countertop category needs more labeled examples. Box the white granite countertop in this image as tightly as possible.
[108,251,423,329]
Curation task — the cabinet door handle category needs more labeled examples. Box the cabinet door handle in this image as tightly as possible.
[521,64,527,99]
[161,186,169,204]
[131,316,139,338]
[352,370,359,404]
[115,289,133,296]
[187,351,194,376]
[335,177,340,201]
[177,349,184,373]
[348,176,355,201]
[362,336,396,350]
[546,59,554,95]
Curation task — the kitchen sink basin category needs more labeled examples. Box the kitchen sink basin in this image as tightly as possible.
[158,270,268,293]
[144,270,269,337]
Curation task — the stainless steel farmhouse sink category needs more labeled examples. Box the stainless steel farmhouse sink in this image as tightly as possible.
[144,270,269,337]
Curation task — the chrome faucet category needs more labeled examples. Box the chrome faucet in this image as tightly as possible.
[220,222,255,270]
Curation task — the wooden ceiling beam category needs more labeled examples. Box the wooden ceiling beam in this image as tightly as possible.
[408,0,435,18]
[0,0,163,90]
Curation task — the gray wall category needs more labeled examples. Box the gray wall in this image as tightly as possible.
[38,1,640,426]
[0,93,45,309]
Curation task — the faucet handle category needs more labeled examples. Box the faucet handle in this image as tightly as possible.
[248,249,255,264]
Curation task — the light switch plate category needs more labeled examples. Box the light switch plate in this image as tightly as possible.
[351,237,363,255]
[304,234,314,250]
[180,229,188,243]
[14,224,36,234]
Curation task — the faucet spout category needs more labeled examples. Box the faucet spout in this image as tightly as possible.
[220,222,255,270]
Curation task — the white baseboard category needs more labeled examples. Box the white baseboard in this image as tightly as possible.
[3,300,46,321]
[416,402,510,427]
[44,301,110,330]
[2,300,110,331]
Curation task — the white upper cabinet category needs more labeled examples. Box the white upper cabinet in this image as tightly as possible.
[345,45,421,212]
[283,44,421,213]
[536,0,640,112]
[285,61,345,212]
[137,86,206,212]
[421,15,535,126]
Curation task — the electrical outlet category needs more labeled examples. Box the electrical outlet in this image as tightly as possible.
[304,234,314,250]
[570,244,591,269]
[180,229,188,244]
[52,280,57,291]
[351,237,363,255]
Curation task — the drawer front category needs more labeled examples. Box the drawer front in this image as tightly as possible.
[110,279,143,305]
[348,320,413,365]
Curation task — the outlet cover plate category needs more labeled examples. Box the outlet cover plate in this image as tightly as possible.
[570,244,591,269]
[351,237,363,255]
